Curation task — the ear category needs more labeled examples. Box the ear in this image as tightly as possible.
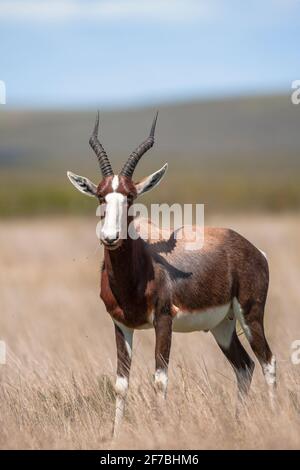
[135,163,168,196]
[67,171,98,197]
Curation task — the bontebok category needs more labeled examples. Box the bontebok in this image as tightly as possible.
[67,112,276,437]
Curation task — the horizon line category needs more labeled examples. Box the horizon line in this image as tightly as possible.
[0,88,289,113]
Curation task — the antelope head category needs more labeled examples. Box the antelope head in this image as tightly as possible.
[67,112,167,249]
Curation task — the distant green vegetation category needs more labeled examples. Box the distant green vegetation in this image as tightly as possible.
[0,172,93,216]
[0,168,299,217]
[1,94,299,216]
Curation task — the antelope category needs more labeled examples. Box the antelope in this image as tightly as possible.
[67,112,276,436]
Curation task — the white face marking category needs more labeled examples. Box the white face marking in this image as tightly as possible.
[101,192,126,241]
[112,174,119,191]
[232,297,252,341]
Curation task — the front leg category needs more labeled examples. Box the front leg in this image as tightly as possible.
[154,302,173,399]
[113,321,133,438]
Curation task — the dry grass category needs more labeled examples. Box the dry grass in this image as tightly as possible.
[0,213,300,449]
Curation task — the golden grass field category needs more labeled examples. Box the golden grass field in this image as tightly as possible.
[0,213,300,449]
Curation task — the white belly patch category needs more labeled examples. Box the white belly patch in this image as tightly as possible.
[172,303,231,333]
[138,303,232,332]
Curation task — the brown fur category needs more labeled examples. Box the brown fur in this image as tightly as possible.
[101,226,269,328]
[114,323,131,377]
[97,175,137,200]
[99,192,275,414]
[68,122,276,432]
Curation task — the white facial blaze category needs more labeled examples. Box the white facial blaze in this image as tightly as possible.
[111,175,119,191]
[101,192,126,241]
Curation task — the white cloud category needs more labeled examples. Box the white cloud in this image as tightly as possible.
[0,0,217,23]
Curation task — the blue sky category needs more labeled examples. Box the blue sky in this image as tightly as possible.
[0,0,299,108]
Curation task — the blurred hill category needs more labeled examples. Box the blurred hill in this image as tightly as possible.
[0,94,299,215]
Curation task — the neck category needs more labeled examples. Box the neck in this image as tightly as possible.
[105,236,141,279]
[104,232,152,296]
[103,215,155,313]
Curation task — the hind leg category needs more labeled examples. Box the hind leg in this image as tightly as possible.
[234,299,276,408]
[211,317,255,403]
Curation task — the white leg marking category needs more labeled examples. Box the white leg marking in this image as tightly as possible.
[113,321,133,438]
[233,297,252,341]
[115,375,129,397]
[154,368,168,398]
[262,355,276,386]
[114,396,125,437]
[262,355,277,410]
[113,376,129,438]
[114,376,129,438]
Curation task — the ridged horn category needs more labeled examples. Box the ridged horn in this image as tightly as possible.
[120,111,158,178]
[89,111,113,177]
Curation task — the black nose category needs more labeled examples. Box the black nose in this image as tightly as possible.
[104,233,119,244]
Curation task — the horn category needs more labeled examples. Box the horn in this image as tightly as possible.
[89,111,113,177]
[120,111,158,178]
